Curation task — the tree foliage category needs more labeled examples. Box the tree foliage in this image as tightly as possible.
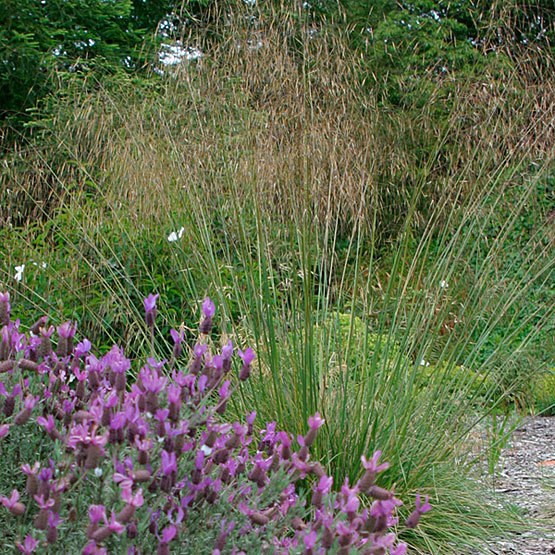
[1,0,138,117]
[317,0,554,71]
[0,0,219,121]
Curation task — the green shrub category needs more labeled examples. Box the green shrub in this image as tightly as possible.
[532,367,555,416]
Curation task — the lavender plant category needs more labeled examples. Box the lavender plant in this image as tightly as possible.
[0,292,427,554]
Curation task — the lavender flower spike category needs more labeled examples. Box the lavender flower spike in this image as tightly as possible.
[16,535,39,554]
[144,293,160,328]
[157,525,177,555]
[358,450,390,494]
[304,412,325,447]
[405,493,432,528]
[0,291,10,325]
[200,297,215,334]
[238,347,255,381]
[170,328,184,358]
[1,489,26,516]
[57,321,76,357]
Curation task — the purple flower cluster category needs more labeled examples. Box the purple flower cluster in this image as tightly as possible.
[0,291,429,553]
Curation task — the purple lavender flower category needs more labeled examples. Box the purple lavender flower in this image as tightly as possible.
[117,489,144,523]
[357,450,390,494]
[238,347,255,366]
[247,453,272,488]
[1,489,26,516]
[33,494,55,511]
[14,395,39,425]
[109,412,127,443]
[29,315,48,336]
[405,492,432,528]
[74,338,91,358]
[38,325,54,358]
[222,340,233,372]
[22,462,40,496]
[218,380,231,400]
[170,328,184,358]
[303,412,325,447]
[83,541,108,555]
[193,343,207,359]
[161,525,177,543]
[167,384,181,404]
[36,415,62,441]
[189,342,206,368]
[16,535,39,554]
[303,529,317,551]
[0,291,10,325]
[199,297,215,334]
[370,497,402,533]
[213,520,235,552]
[91,510,125,543]
[56,321,76,356]
[160,450,177,491]
[161,450,177,475]
[144,293,159,328]
[167,384,182,421]
[392,543,408,555]
[33,494,55,530]
[238,347,255,381]
[141,366,168,393]
[202,297,215,317]
[57,321,76,339]
[46,512,61,544]
[113,472,134,493]
[157,524,177,555]
[311,474,333,507]
[86,505,106,540]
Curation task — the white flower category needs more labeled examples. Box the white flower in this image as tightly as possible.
[32,262,47,269]
[94,467,103,478]
[420,359,430,367]
[14,264,25,282]
[200,444,212,456]
[168,227,185,242]
[440,280,449,289]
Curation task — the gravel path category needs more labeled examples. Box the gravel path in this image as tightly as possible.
[475,416,555,554]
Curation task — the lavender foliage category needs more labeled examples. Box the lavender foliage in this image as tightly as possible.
[0,292,427,553]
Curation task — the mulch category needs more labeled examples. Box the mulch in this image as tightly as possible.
[474,416,555,554]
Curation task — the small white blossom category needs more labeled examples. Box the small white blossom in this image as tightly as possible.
[168,227,185,242]
[200,444,212,456]
[94,467,103,478]
[420,359,430,367]
[14,265,25,282]
[440,280,449,289]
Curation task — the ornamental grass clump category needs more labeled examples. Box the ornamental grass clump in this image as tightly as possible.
[0,291,426,554]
